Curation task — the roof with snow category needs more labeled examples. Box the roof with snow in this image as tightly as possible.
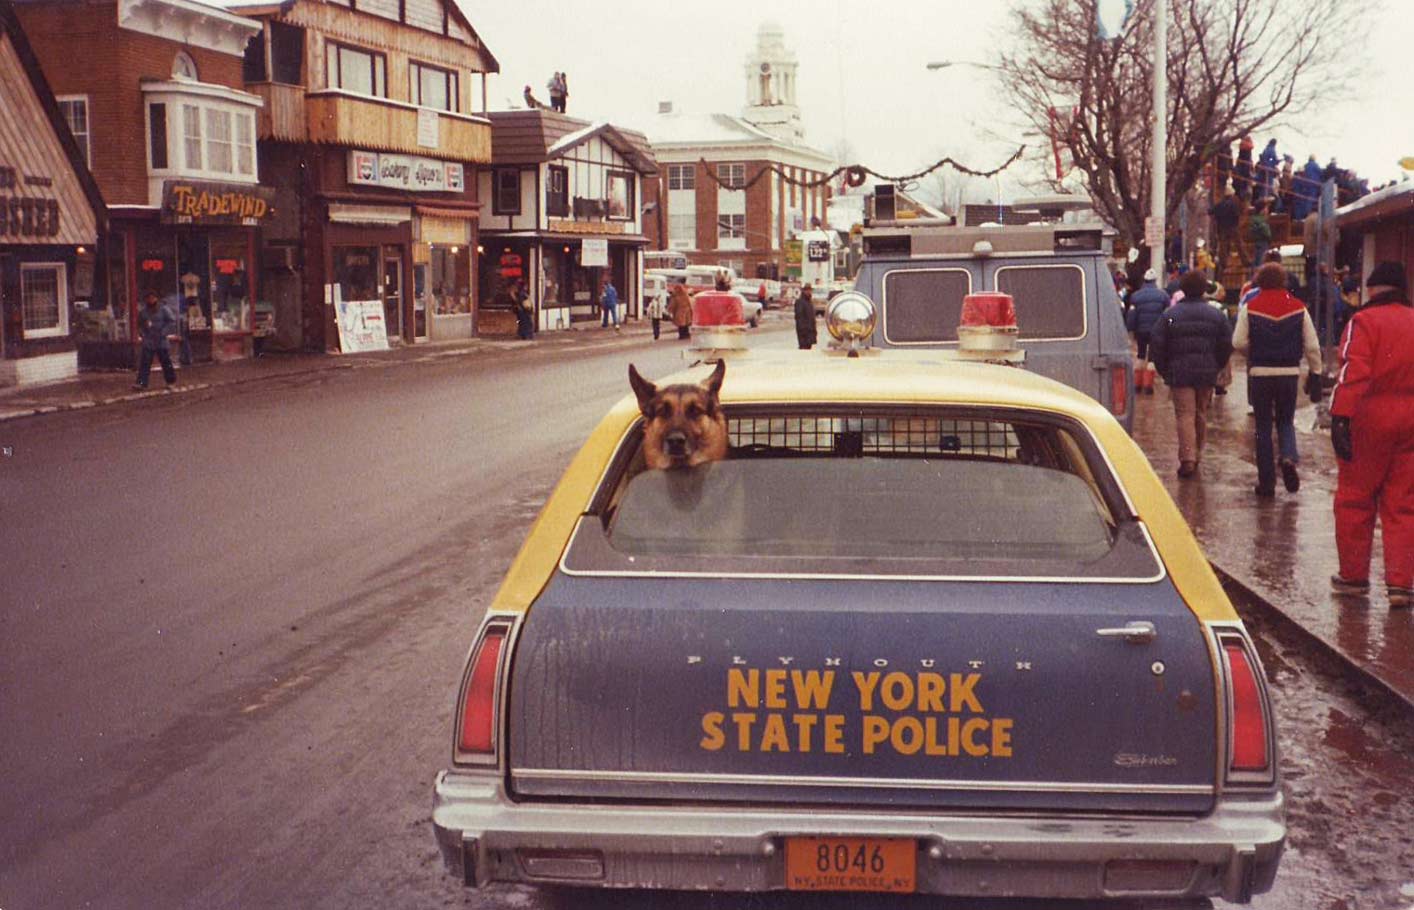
[646,111,833,163]
[1335,180,1414,229]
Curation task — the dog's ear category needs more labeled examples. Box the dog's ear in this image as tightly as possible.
[701,360,726,403]
[628,364,657,415]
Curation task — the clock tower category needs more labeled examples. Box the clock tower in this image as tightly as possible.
[742,21,803,143]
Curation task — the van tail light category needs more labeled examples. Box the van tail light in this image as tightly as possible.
[456,622,511,762]
[1221,634,1272,779]
[1110,364,1129,417]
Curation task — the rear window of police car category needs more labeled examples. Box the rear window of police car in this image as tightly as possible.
[566,408,1160,580]
[883,265,1086,343]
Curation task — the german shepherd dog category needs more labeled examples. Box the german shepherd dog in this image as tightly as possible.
[628,361,729,470]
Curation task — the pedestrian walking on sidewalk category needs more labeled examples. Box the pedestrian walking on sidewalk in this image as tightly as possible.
[1233,263,1323,497]
[646,282,668,340]
[133,290,178,390]
[1329,261,1414,607]
[600,279,619,331]
[669,281,693,340]
[1149,271,1234,478]
[1125,268,1168,395]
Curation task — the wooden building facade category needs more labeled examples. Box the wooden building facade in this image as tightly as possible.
[477,112,656,333]
[235,0,497,350]
[0,0,105,387]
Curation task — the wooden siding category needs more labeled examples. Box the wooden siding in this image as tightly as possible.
[0,34,97,246]
[306,91,489,161]
[404,0,443,35]
[280,1,492,75]
[252,83,307,142]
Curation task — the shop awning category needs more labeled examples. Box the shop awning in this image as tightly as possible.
[416,204,480,220]
[328,203,412,226]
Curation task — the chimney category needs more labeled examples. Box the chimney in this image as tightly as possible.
[658,101,673,114]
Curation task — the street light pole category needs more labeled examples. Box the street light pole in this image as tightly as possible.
[1151,0,1167,280]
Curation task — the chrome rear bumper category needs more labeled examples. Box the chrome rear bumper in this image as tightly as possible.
[432,771,1283,902]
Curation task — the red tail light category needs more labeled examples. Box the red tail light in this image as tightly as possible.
[1110,364,1129,417]
[457,626,508,758]
[1224,641,1270,773]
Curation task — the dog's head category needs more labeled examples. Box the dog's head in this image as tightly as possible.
[628,361,728,470]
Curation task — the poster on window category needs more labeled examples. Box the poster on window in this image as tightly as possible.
[580,238,608,268]
[333,298,390,353]
[606,173,631,220]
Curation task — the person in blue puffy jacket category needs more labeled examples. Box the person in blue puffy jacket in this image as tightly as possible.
[1125,268,1170,395]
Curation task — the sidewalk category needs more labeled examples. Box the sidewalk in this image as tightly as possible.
[1132,365,1414,711]
[0,317,662,423]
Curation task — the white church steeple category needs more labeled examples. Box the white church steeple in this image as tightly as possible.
[742,21,803,143]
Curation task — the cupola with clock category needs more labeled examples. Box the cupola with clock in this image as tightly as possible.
[742,21,803,142]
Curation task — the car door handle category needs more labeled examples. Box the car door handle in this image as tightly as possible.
[1096,621,1157,644]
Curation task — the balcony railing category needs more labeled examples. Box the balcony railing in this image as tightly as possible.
[249,84,491,163]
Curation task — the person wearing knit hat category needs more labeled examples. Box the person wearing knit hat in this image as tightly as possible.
[1125,268,1170,395]
[1329,261,1414,607]
[1148,270,1234,478]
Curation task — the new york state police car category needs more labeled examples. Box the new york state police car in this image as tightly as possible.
[431,296,1284,903]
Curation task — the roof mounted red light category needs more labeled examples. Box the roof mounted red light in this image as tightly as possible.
[960,292,1017,329]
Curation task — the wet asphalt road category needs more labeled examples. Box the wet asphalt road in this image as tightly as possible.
[2,321,1411,910]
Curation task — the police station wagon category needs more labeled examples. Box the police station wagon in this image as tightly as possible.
[431,301,1283,903]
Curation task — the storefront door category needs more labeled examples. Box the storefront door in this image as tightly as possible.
[383,248,403,343]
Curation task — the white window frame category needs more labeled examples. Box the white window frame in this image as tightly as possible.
[668,211,695,250]
[20,263,69,339]
[206,107,234,174]
[717,163,746,189]
[667,164,695,191]
[717,213,746,250]
[149,97,259,182]
[56,95,90,167]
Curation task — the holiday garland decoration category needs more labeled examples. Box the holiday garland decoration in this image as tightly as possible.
[697,146,1028,192]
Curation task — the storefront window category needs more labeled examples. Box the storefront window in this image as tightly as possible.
[134,227,176,302]
[430,245,471,314]
[543,247,564,307]
[105,232,130,340]
[210,236,251,332]
[333,245,379,303]
[20,263,68,338]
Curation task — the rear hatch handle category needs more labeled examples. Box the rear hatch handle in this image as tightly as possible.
[1095,620,1157,644]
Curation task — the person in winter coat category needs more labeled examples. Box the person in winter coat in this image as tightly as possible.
[1233,136,1254,201]
[646,282,668,340]
[1209,188,1241,278]
[512,279,535,340]
[1233,263,1323,496]
[668,282,693,339]
[134,290,179,390]
[1277,155,1295,214]
[600,279,619,330]
[795,284,818,349]
[1256,139,1279,205]
[1125,269,1169,394]
[1292,155,1323,220]
[1247,200,1272,271]
[1149,271,1234,478]
[1329,261,1414,607]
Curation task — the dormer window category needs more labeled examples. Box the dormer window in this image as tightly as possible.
[173,51,199,81]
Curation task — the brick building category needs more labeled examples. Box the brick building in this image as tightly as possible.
[642,22,833,281]
[15,0,270,368]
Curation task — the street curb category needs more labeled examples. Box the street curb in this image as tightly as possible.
[1211,561,1414,717]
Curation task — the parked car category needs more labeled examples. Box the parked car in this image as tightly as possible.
[431,301,1284,903]
[856,221,1134,432]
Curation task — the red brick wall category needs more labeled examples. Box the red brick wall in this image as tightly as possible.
[15,0,248,206]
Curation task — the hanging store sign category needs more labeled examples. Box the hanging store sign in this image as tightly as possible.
[347,151,465,193]
[161,180,274,226]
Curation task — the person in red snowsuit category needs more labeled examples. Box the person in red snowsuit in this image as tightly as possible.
[1329,261,1414,607]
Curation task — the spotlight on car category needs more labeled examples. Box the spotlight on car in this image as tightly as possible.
[825,292,877,356]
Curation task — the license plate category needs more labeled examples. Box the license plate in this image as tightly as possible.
[784,837,916,893]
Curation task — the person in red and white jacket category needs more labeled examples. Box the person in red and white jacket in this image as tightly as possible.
[1233,263,1323,496]
[1329,261,1414,607]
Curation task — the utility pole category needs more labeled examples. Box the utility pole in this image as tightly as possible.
[1151,0,1167,280]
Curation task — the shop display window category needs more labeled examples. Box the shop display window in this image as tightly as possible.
[543,249,565,307]
[430,245,471,315]
[209,237,251,332]
[20,263,67,338]
[333,245,380,303]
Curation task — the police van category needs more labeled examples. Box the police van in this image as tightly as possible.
[855,221,1135,432]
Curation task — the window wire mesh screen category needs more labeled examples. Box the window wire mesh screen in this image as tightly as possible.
[882,270,971,342]
[995,266,1087,339]
[729,416,1021,460]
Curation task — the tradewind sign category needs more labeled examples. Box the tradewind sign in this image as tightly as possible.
[161,180,274,226]
[347,150,465,193]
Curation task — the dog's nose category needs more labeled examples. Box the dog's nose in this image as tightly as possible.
[664,432,689,456]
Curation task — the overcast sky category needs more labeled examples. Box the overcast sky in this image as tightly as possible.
[462,0,1414,198]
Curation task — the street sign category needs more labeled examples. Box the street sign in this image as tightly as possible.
[1144,216,1164,249]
